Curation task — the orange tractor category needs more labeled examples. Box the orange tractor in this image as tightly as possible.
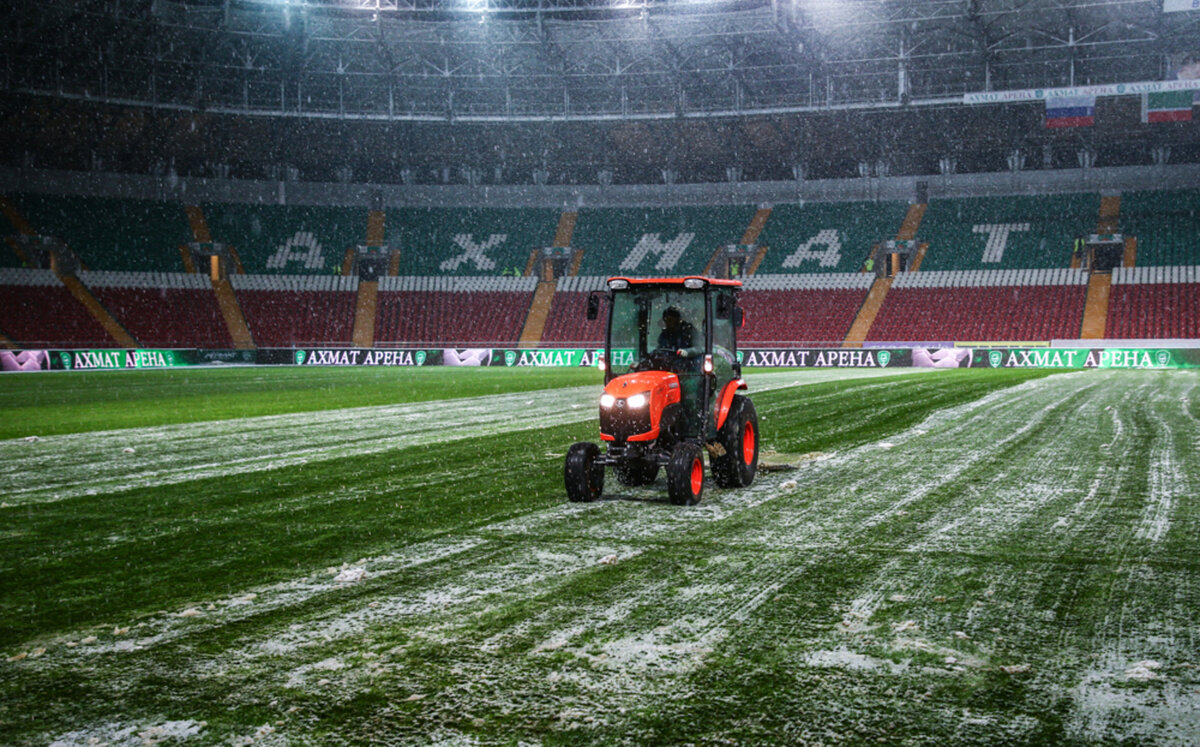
[565,276,758,505]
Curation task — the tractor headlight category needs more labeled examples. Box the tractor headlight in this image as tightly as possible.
[600,393,616,408]
[626,393,648,409]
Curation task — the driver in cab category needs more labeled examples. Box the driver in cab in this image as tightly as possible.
[657,306,702,370]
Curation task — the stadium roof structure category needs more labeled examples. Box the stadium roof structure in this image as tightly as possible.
[5,0,1198,123]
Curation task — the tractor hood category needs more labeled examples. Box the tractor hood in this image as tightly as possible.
[599,371,682,443]
[604,371,680,400]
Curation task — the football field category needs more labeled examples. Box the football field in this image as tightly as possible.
[1,366,1198,745]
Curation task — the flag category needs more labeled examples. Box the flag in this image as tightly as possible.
[1141,90,1193,123]
[1045,96,1095,128]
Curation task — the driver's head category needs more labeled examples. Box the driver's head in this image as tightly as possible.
[662,306,682,330]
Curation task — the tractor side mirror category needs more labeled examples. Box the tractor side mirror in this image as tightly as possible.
[586,293,600,321]
[735,308,745,328]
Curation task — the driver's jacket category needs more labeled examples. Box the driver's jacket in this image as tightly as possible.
[657,322,703,371]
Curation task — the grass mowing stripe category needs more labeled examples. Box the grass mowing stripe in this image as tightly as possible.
[753,367,1057,455]
[0,385,605,506]
[0,419,597,650]
[0,367,602,439]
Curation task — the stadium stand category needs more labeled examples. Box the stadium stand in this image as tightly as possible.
[739,273,875,346]
[1119,189,1200,268]
[79,271,233,348]
[866,269,1089,342]
[385,207,559,276]
[539,275,609,345]
[0,268,118,347]
[374,276,538,345]
[203,204,365,275]
[230,274,358,347]
[571,206,756,277]
[917,194,1098,271]
[6,194,191,272]
[754,200,909,275]
[1106,265,1200,339]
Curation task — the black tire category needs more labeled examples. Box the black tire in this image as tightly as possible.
[667,442,705,506]
[614,458,660,487]
[712,395,759,489]
[565,442,604,502]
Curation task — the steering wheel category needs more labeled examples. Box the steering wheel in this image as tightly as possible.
[632,347,679,372]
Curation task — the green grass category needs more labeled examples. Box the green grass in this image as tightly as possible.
[0,366,600,439]
[754,367,1058,454]
[1,366,1197,745]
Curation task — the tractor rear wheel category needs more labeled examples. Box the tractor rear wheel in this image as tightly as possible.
[565,442,604,502]
[667,442,705,506]
[615,458,659,487]
[712,395,759,489]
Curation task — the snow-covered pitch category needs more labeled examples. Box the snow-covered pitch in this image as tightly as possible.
[2,367,1198,745]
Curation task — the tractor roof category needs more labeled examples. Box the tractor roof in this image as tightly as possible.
[605,276,742,289]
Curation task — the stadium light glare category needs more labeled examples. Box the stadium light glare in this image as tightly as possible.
[794,0,859,29]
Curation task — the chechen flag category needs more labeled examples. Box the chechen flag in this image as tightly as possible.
[1045,96,1095,128]
[1141,91,1193,123]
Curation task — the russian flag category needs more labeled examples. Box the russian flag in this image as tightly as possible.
[1045,96,1095,128]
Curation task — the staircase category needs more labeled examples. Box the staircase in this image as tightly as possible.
[60,274,138,347]
[212,277,255,349]
[842,277,894,348]
[351,281,379,348]
[518,281,557,348]
[1080,273,1112,340]
[898,203,929,272]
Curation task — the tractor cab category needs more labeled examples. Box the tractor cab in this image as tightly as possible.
[566,276,758,506]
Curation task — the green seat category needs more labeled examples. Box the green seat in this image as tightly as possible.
[1120,189,1200,268]
[755,200,909,274]
[918,194,1097,271]
[386,207,559,276]
[204,204,366,275]
[10,194,191,272]
[572,206,756,277]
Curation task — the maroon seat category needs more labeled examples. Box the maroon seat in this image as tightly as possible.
[374,290,533,345]
[868,285,1087,342]
[90,287,232,348]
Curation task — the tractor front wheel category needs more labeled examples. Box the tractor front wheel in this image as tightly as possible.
[667,442,705,506]
[565,442,605,502]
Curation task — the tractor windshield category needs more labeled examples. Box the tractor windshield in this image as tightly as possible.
[607,288,707,378]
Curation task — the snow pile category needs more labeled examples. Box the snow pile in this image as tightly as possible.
[1125,660,1161,681]
[334,567,366,584]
